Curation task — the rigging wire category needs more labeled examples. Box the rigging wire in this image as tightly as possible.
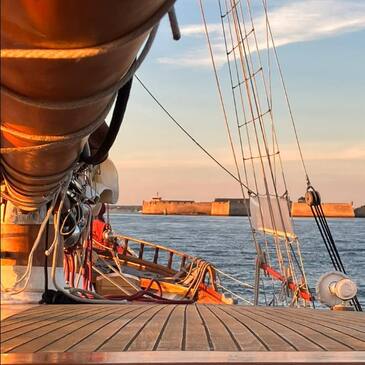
[134,75,252,193]
[260,0,310,186]
[217,0,311,305]
[307,192,362,311]
[259,1,360,310]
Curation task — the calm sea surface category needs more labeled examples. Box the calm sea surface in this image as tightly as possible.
[110,214,365,307]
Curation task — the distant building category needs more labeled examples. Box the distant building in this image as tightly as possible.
[142,197,210,215]
[211,198,250,216]
[291,201,355,218]
[354,205,365,218]
[142,197,250,216]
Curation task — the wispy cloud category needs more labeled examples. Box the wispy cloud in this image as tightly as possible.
[158,0,365,68]
[280,143,365,162]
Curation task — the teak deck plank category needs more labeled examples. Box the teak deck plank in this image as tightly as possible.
[1,306,76,335]
[1,306,100,350]
[209,305,266,351]
[0,305,68,331]
[197,305,238,351]
[127,304,176,351]
[280,308,365,331]
[34,306,130,353]
[0,305,38,321]
[68,305,145,353]
[260,308,365,351]
[156,304,186,351]
[282,311,365,339]
[221,306,295,351]
[1,303,365,357]
[242,308,322,351]
[249,307,340,351]
[97,305,162,352]
[4,307,108,353]
[185,304,210,351]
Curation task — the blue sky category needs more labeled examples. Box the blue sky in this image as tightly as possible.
[110,0,365,206]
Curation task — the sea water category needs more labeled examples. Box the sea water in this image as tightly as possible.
[110,214,365,307]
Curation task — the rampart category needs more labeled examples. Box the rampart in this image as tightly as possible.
[142,200,211,215]
[142,198,249,216]
[143,198,356,218]
[211,200,249,216]
[291,202,355,218]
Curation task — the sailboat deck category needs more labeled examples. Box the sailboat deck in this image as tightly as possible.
[1,304,364,364]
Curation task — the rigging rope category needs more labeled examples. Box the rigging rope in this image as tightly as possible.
[306,189,362,311]
[134,75,252,192]
[260,0,310,186]
[215,0,311,305]
[255,1,362,311]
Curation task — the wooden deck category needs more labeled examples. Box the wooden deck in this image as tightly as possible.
[1,304,364,364]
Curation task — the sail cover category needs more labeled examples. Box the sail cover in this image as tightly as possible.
[250,196,295,239]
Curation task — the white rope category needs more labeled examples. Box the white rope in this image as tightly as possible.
[216,283,253,305]
[215,268,254,289]
[2,184,61,295]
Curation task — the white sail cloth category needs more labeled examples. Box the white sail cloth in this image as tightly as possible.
[250,196,296,239]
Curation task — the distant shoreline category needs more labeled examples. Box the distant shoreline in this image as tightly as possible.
[109,209,365,219]
[109,202,365,218]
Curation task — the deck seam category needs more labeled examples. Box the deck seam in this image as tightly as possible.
[204,305,242,351]
[229,306,299,351]
[264,308,357,350]
[123,305,168,351]
[195,303,215,351]
[271,310,365,344]
[152,304,177,351]
[1,306,102,346]
[5,306,113,353]
[1,306,74,334]
[1,306,63,325]
[66,306,143,352]
[181,304,187,351]
[280,310,365,338]
[94,305,157,351]
[36,306,138,352]
[245,307,327,351]
[216,306,269,351]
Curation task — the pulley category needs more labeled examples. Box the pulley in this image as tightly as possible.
[305,188,321,207]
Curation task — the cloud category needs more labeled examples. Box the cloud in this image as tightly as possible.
[281,143,365,162]
[158,0,365,68]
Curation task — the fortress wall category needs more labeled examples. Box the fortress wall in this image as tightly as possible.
[142,201,211,215]
[195,202,212,215]
[211,202,230,216]
[291,202,355,218]
[229,201,250,216]
[143,200,250,216]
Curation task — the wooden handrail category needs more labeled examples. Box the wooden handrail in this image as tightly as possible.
[115,234,195,260]
[114,234,196,276]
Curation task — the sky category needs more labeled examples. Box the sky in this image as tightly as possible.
[109,0,365,207]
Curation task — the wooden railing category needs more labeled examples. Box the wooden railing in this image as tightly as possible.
[115,234,195,277]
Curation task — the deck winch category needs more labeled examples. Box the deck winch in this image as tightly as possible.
[316,271,358,310]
